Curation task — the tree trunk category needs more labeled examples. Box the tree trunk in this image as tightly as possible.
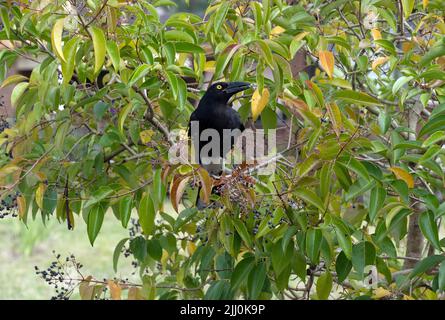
[403,104,424,269]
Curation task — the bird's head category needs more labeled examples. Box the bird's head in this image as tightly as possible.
[203,81,252,104]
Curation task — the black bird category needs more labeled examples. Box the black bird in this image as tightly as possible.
[188,81,251,174]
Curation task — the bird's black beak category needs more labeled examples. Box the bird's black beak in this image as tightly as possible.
[223,82,251,95]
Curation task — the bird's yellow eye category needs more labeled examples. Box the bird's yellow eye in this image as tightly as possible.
[216,85,222,90]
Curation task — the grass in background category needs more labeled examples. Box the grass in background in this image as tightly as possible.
[0,212,136,299]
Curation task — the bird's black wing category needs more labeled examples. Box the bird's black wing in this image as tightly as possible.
[226,107,245,132]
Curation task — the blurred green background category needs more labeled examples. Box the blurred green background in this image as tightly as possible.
[0,215,135,299]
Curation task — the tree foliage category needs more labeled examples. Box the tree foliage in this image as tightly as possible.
[0,0,445,300]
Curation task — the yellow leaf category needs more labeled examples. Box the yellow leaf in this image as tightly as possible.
[187,241,197,256]
[170,175,192,213]
[51,18,66,63]
[160,249,169,270]
[403,294,414,300]
[90,26,106,75]
[0,164,20,179]
[423,0,428,8]
[372,287,391,299]
[251,87,270,121]
[197,167,213,205]
[108,280,122,300]
[371,28,382,41]
[402,41,415,53]
[319,51,334,78]
[326,102,343,136]
[235,5,246,15]
[127,287,143,300]
[294,31,309,41]
[79,276,94,300]
[390,167,414,188]
[17,195,26,219]
[140,129,155,144]
[372,56,389,71]
[270,26,286,37]
[204,60,216,72]
[1,74,28,88]
[35,182,47,209]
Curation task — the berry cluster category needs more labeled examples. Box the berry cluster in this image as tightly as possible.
[0,114,10,132]
[251,205,289,235]
[34,252,81,300]
[122,218,142,272]
[128,218,141,238]
[289,199,305,210]
[195,224,207,242]
[0,192,19,219]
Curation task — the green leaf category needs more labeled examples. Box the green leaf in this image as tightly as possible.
[113,238,129,272]
[419,145,441,163]
[214,44,242,79]
[251,1,263,36]
[306,228,323,264]
[255,39,275,69]
[419,211,442,251]
[0,8,11,39]
[174,208,198,231]
[118,196,133,229]
[164,30,194,43]
[392,76,413,95]
[351,241,376,278]
[368,185,386,222]
[147,239,162,261]
[401,0,414,18]
[11,82,29,111]
[422,131,445,147]
[87,202,106,246]
[333,90,382,107]
[336,251,352,282]
[419,44,445,67]
[408,255,445,279]
[130,236,147,262]
[128,64,151,87]
[374,40,397,55]
[118,103,133,134]
[141,46,154,64]
[233,218,253,248]
[61,37,79,84]
[316,272,333,300]
[292,250,307,281]
[93,101,109,120]
[231,256,255,290]
[378,110,391,134]
[213,1,230,32]
[205,280,231,300]
[106,41,120,72]
[271,239,292,276]
[247,262,266,299]
[339,156,370,181]
[165,71,178,100]
[177,76,187,109]
[138,193,156,235]
[438,261,445,292]
[174,42,205,53]
[419,115,445,138]
[294,188,325,211]
[335,227,352,259]
[90,26,106,75]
